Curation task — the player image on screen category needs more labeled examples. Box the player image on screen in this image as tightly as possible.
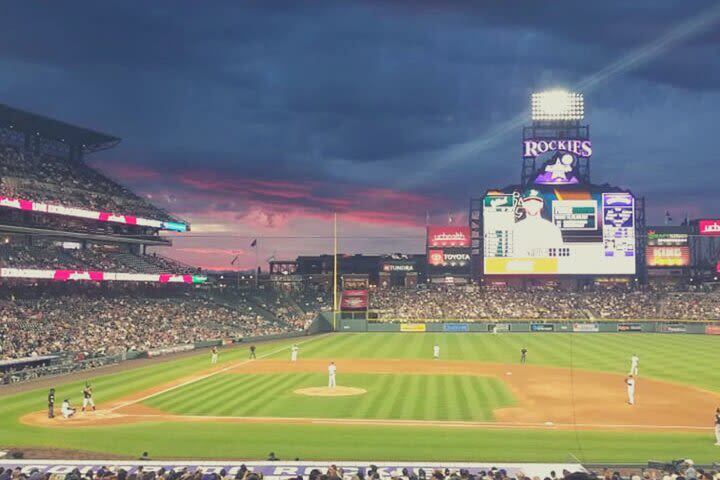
[513,190,564,258]
[483,187,635,275]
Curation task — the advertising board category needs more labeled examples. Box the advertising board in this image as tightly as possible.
[699,220,720,236]
[0,195,187,231]
[443,323,470,332]
[705,325,720,335]
[483,189,635,275]
[530,323,554,332]
[340,290,368,310]
[491,323,512,332]
[400,323,426,332]
[0,268,206,284]
[617,323,643,332]
[427,226,471,247]
[572,323,599,332]
[659,324,687,333]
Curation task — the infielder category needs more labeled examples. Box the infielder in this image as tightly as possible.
[211,346,219,364]
[82,383,96,411]
[328,361,337,388]
[433,343,440,359]
[715,407,720,446]
[249,345,257,359]
[629,354,639,376]
[291,344,299,362]
[520,348,528,364]
[625,375,635,405]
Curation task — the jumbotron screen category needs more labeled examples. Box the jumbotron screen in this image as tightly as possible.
[483,188,636,275]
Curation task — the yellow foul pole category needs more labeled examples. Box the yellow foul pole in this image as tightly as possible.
[333,212,338,331]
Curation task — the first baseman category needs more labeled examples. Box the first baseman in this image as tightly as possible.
[291,344,299,362]
[625,375,635,405]
[328,361,337,388]
[82,383,96,411]
[211,346,219,364]
[520,348,528,364]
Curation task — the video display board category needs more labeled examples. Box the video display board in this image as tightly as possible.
[483,188,636,275]
[646,226,690,267]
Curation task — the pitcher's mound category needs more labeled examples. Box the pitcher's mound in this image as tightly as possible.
[294,386,367,397]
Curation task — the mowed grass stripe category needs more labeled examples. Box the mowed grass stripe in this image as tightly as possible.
[412,374,427,420]
[147,374,231,412]
[452,374,473,421]
[387,373,413,419]
[354,374,395,418]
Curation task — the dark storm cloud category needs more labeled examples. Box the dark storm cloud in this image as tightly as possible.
[0,0,719,231]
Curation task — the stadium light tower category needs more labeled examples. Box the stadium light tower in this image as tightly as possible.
[521,89,590,187]
[531,90,584,122]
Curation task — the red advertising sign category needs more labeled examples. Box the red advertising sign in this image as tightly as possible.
[340,290,368,310]
[645,246,690,267]
[428,249,445,266]
[699,220,720,236]
[427,226,471,247]
[705,325,720,335]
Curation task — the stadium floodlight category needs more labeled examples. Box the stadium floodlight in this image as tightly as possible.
[531,90,584,121]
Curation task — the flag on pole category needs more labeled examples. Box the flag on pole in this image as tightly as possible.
[230,255,239,265]
[425,210,430,226]
[250,239,257,247]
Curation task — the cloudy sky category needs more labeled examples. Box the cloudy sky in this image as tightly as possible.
[1,1,719,270]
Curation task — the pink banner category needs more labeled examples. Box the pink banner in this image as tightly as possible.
[0,268,205,284]
[0,195,186,231]
[340,290,368,310]
[699,220,720,236]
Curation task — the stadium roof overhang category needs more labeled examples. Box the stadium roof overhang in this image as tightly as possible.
[0,103,120,153]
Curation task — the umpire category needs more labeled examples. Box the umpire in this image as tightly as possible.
[48,388,55,419]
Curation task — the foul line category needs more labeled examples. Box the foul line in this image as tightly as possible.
[93,411,715,432]
[109,334,331,412]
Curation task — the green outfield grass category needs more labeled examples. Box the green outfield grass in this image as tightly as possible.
[145,373,515,421]
[1,332,719,462]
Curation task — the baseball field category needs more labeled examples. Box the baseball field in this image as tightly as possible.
[3,332,720,462]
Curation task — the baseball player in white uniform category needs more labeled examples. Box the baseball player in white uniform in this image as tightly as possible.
[626,375,636,405]
[629,354,639,376]
[61,398,76,418]
[211,346,219,365]
[714,407,720,446]
[328,361,337,388]
[291,344,299,362]
[433,343,440,359]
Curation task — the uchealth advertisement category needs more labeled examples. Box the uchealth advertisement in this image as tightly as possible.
[617,323,642,332]
[573,323,599,332]
[427,226,471,247]
[400,323,426,332]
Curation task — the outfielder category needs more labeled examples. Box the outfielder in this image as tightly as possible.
[715,407,720,446]
[211,346,219,364]
[629,354,639,376]
[625,375,635,405]
[291,344,299,362]
[433,343,440,359]
[328,361,337,388]
[82,383,96,411]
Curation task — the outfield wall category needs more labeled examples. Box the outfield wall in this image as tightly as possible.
[334,317,719,335]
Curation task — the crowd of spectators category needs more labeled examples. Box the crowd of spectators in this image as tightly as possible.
[0,243,194,274]
[0,148,179,222]
[369,286,720,321]
[0,288,300,363]
[0,462,716,480]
